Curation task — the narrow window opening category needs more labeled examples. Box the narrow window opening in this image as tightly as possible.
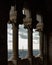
[7,23,13,60]
[18,24,28,58]
[33,29,40,57]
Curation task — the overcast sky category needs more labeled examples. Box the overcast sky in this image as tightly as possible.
[7,24,40,50]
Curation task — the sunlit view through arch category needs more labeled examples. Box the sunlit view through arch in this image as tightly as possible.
[7,24,13,50]
[7,24,40,59]
[18,24,40,50]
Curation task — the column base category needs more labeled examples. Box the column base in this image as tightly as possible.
[8,55,21,65]
[22,55,35,64]
[8,58,21,65]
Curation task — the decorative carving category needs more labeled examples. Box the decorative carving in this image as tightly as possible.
[23,8,32,28]
[23,18,32,26]
[36,22,44,31]
[36,14,43,31]
[9,5,17,23]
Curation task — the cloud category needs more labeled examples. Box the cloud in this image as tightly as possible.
[8,32,12,35]
[8,40,12,43]
[19,33,28,39]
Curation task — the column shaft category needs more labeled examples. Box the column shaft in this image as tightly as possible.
[13,23,19,60]
[28,26,33,58]
[39,31,44,57]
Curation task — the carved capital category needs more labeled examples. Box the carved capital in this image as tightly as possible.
[9,6,17,23]
[36,22,44,31]
[23,18,32,26]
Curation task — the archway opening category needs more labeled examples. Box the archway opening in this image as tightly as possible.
[33,29,40,57]
[7,23,13,60]
[18,24,28,58]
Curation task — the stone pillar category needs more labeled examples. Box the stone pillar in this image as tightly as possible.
[13,23,19,60]
[39,31,44,57]
[43,32,48,65]
[23,8,33,65]
[27,25,33,65]
[9,5,19,61]
[23,18,33,58]
[28,25,33,58]
[23,18,33,65]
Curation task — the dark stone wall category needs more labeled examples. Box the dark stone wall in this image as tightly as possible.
[48,32,52,65]
[0,19,7,65]
[0,0,10,65]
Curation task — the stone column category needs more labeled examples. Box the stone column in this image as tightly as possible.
[23,18,33,65]
[23,18,33,58]
[23,8,33,65]
[28,25,33,58]
[27,25,33,65]
[43,32,48,65]
[39,31,44,57]
[13,23,19,60]
[9,5,19,60]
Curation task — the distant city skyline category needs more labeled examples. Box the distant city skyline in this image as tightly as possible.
[7,24,40,50]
